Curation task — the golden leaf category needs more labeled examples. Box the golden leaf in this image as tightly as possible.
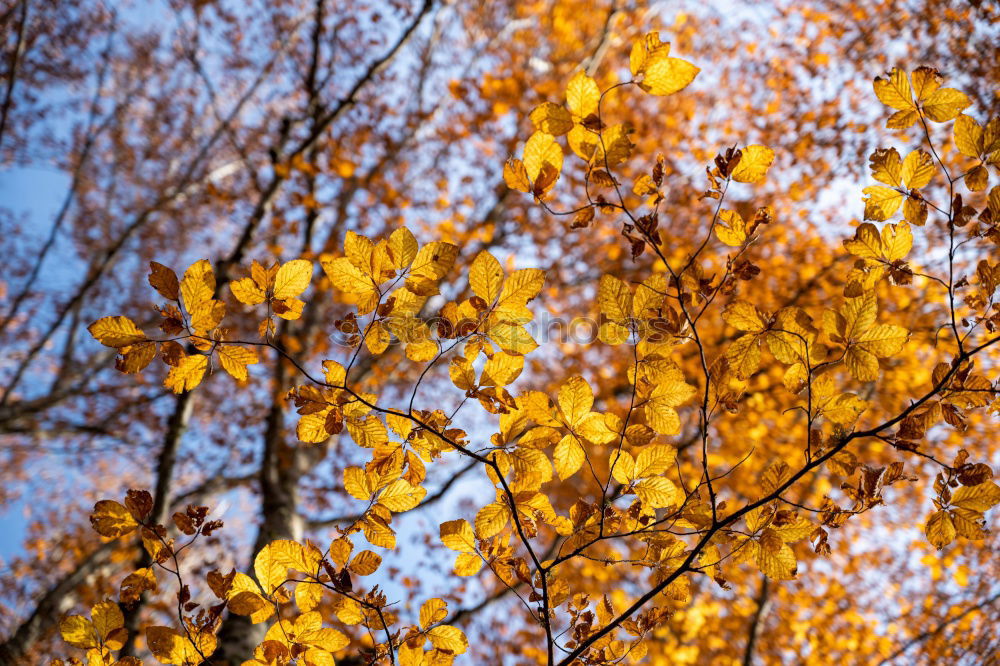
[146,626,217,665]
[420,598,448,629]
[470,251,504,304]
[349,550,382,575]
[453,551,483,576]
[633,477,677,508]
[90,500,138,537]
[426,625,468,655]
[59,615,97,649]
[180,259,215,310]
[925,510,956,549]
[565,70,599,118]
[639,52,699,96]
[230,277,266,305]
[522,131,563,188]
[715,209,747,247]
[378,479,427,512]
[474,502,509,539]
[440,519,476,553]
[529,102,574,135]
[88,316,147,348]
[731,145,775,184]
[164,354,208,393]
[272,259,313,299]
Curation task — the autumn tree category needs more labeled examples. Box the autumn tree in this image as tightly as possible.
[1,1,999,665]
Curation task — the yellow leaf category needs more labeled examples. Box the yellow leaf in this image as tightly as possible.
[633,477,676,508]
[273,259,313,299]
[862,185,904,222]
[420,598,448,629]
[254,540,308,594]
[388,227,418,270]
[529,102,574,135]
[296,411,331,444]
[408,241,459,295]
[966,165,989,191]
[189,299,225,331]
[295,581,324,614]
[869,147,902,186]
[725,334,762,380]
[922,87,971,122]
[594,123,635,166]
[146,626,217,665]
[448,357,476,391]
[633,174,658,196]
[567,124,598,160]
[881,222,912,261]
[925,510,956,549]
[843,222,883,260]
[630,32,669,77]
[475,502,509,539]
[217,345,258,381]
[634,444,676,478]
[164,354,208,393]
[640,53,699,96]
[481,352,523,387]
[554,434,586,479]
[951,481,1000,512]
[344,466,373,501]
[440,519,476,553]
[821,393,868,426]
[609,450,636,485]
[774,515,814,543]
[503,158,531,193]
[349,550,382,575]
[91,601,123,642]
[522,131,563,186]
[715,209,747,247]
[88,316,146,348]
[229,573,273,623]
[344,230,374,272]
[90,500,138,537]
[910,66,942,103]
[329,537,353,569]
[954,115,983,157]
[857,323,908,358]
[299,625,350,654]
[495,268,545,321]
[180,259,215,310]
[901,149,935,189]
[60,615,97,649]
[722,301,767,332]
[599,321,630,345]
[230,277,266,305]
[453,551,483,576]
[731,145,775,184]
[470,251,504,304]
[558,375,594,426]
[598,274,632,323]
[755,541,797,580]
[845,345,879,382]
[322,256,375,295]
[229,590,268,616]
[378,479,427,512]
[566,70,599,118]
[873,68,913,111]
[488,322,537,355]
[426,625,468,655]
